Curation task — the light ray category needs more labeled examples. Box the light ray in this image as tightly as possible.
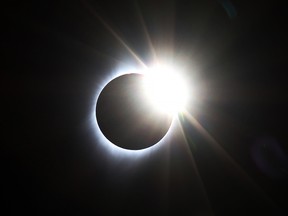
[176,118,214,215]
[181,110,277,206]
[134,2,158,63]
[82,0,147,68]
[182,110,249,171]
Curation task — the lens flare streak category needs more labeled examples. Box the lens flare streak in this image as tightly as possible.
[181,110,276,206]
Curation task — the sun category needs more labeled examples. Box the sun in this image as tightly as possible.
[142,64,189,115]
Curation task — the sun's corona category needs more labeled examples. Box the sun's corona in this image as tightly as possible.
[91,63,189,156]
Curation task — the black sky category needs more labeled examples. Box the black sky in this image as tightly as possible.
[3,0,288,215]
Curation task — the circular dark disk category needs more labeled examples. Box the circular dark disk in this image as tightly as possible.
[96,73,173,150]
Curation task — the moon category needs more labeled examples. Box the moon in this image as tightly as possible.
[96,73,173,150]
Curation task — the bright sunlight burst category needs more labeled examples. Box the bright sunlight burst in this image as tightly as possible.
[142,65,189,115]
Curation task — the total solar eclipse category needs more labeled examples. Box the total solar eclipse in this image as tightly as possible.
[96,66,189,150]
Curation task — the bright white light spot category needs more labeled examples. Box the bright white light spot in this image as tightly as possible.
[142,65,189,115]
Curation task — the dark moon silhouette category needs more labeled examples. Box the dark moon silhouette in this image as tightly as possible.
[96,73,173,150]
